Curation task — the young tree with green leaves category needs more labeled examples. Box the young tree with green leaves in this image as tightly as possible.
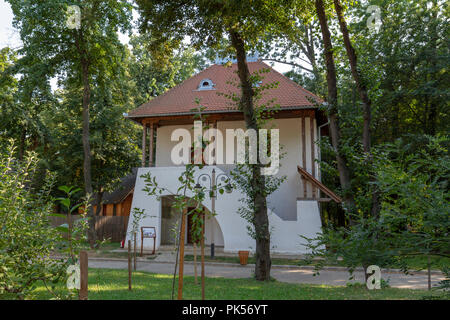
[141,164,219,300]
[0,143,59,299]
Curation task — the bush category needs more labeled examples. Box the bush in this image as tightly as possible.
[0,142,66,299]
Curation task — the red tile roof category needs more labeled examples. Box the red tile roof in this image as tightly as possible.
[127,60,321,118]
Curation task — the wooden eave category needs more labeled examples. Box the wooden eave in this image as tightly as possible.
[126,108,326,127]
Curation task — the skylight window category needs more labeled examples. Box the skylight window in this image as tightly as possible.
[197,78,215,90]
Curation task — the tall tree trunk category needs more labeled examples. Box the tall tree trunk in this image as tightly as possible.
[76,29,96,248]
[426,0,438,136]
[315,0,355,219]
[95,190,104,216]
[333,0,381,219]
[229,29,271,281]
[333,0,372,153]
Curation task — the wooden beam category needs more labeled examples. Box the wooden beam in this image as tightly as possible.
[128,240,132,290]
[297,165,342,203]
[201,212,205,300]
[212,121,217,165]
[137,109,316,127]
[310,117,316,198]
[141,123,147,167]
[148,122,154,167]
[297,197,333,202]
[301,117,307,198]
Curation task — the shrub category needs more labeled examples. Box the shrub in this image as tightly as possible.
[0,142,67,299]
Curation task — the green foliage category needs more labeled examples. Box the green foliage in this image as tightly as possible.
[129,34,206,106]
[302,215,398,278]
[303,135,449,277]
[374,135,449,265]
[55,186,91,264]
[0,142,64,299]
[129,207,148,238]
[436,266,450,296]
[43,67,141,196]
[6,0,138,199]
[135,0,310,61]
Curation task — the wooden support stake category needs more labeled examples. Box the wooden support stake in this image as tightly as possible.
[79,250,88,300]
[141,124,147,167]
[133,232,137,271]
[128,240,132,291]
[178,207,187,300]
[149,122,154,167]
[194,243,198,285]
[140,231,143,257]
[152,236,156,255]
[201,214,205,300]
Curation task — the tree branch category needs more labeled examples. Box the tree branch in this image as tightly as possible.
[261,58,313,73]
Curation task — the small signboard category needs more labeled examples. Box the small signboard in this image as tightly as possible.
[142,226,156,238]
[141,226,156,256]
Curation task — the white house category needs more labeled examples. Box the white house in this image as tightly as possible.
[124,60,341,254]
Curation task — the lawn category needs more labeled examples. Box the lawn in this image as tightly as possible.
[25,268,445,300]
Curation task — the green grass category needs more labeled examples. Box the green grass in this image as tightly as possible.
[23,268,444,300]
[390,255,450,271]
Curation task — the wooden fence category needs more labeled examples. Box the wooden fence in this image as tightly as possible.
[49,215,129,242]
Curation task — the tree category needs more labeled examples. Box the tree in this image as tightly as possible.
[314,0,355,217]
[0,47,53,161]
[129,34,206,107]
[7,0,133,246]
[340,0,449,142]
[42,45,140,215]
[333,0,373,153]
[0,48,19,146]
[135,0,310,281]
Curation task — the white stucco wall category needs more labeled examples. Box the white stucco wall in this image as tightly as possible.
[154,118,318,221]
[126,166,322,254]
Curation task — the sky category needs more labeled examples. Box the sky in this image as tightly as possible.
[0,0,293,74]
[0,0,21,49]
